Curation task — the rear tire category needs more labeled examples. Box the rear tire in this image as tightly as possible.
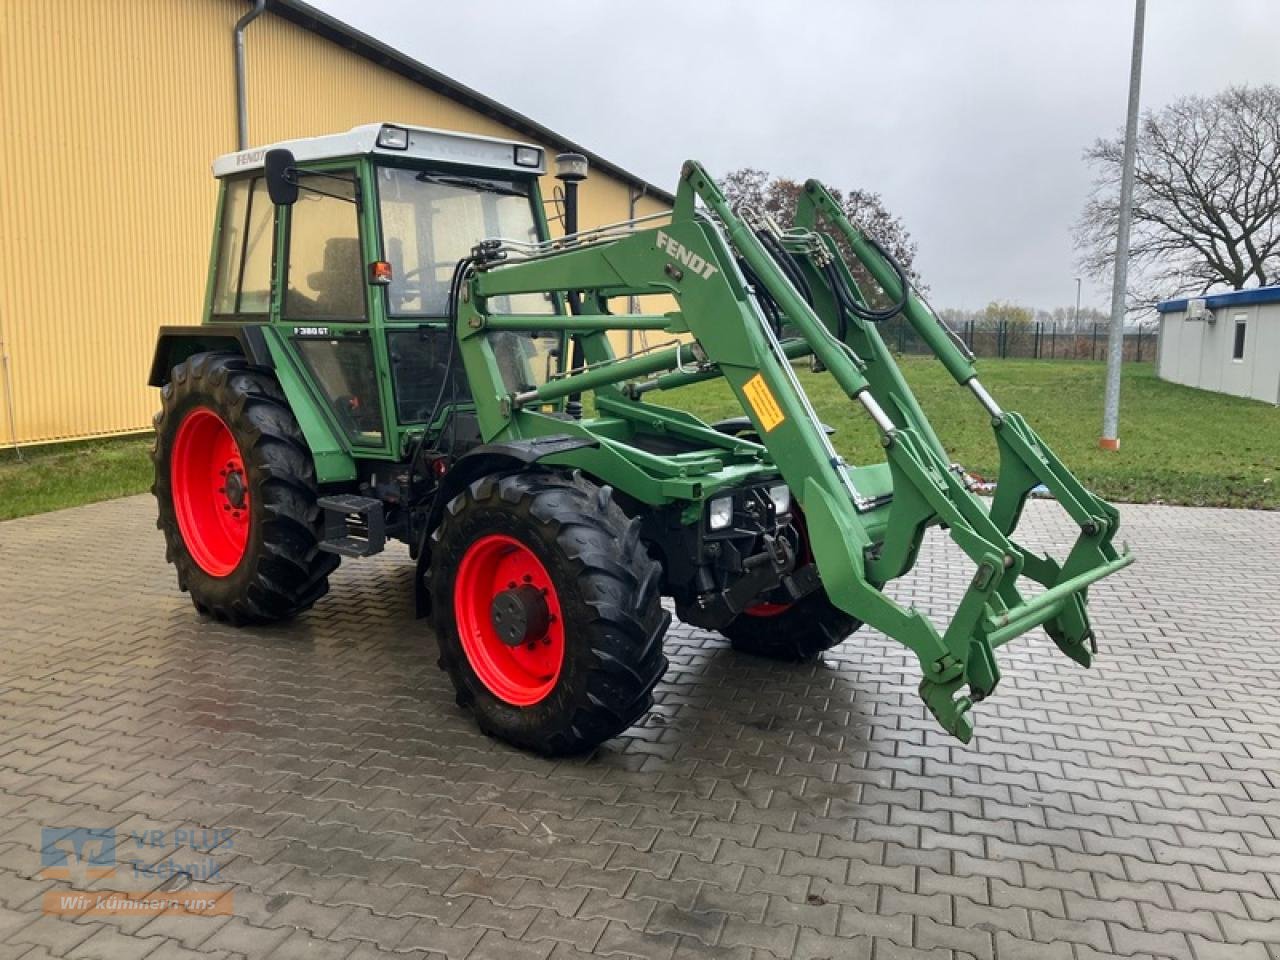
[720,593,861,662]
[152,351,339,625]
[430,470,669,755]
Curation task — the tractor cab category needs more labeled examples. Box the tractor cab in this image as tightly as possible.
[201,122,558,458]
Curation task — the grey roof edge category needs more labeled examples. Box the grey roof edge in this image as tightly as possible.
[261,0,675,206]
[1156,285,1280,313]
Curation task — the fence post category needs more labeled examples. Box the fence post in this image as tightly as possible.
[1136,326,1143,362]
[1092,323,1099,361]
[1050,322,1056,359]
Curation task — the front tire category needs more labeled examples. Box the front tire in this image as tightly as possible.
[720,591,861,661]
[152,351,338,625]
[719,506,863,661]
[430,470,669,755]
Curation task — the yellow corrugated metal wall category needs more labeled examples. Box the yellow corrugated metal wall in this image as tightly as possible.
[0,0,669,445]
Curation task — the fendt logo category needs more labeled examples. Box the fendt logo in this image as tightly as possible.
[40,828,117,882]
[655,231,719,280]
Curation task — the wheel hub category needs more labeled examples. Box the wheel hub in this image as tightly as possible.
[490,584,551,647]
[222,469,247,509]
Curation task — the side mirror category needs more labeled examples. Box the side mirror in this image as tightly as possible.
[264,149,298,205]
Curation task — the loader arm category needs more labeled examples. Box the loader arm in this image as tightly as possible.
[457,161,1132,742]
[791,181,1130,661]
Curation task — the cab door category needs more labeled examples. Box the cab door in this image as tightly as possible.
[277,163,391,454]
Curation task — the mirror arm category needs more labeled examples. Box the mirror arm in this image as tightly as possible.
[284,168,362,208]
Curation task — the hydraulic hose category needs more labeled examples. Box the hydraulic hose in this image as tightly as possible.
[829,231,910,323]
[738,257,785,337]
[755,228,813,307]
[408,255,474,504]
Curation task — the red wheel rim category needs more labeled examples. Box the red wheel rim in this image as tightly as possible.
[743,600,793,618]
[454,534,565,706]
[171,408,251,577]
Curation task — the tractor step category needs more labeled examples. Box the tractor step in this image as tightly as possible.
[317,494,385,557]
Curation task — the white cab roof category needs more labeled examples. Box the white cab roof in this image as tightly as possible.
[212,122,545,178]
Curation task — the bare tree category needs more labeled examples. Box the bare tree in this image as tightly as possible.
[720,168,923,298]
[1076,85,1280,306]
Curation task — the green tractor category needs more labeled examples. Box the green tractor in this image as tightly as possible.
[150,122,1131,753]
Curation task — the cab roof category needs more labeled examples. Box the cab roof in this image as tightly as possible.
[212,122,546,178]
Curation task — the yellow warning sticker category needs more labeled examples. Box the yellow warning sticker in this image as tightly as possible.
[743,374,786,433]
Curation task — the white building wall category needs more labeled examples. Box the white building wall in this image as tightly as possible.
[1253,308,1280,404]
[1157,300,1280,404]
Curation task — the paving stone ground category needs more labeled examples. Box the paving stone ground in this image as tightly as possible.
[0,493,1278,960]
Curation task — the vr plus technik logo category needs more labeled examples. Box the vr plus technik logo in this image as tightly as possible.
[40,828,117,882]
[39,825,235,917]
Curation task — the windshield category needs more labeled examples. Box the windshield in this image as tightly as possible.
[377,166,551,317]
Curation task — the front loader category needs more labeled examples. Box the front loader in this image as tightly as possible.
[150,123,1131,754]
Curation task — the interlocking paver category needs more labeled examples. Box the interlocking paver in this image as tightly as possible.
[2,495,1279,959]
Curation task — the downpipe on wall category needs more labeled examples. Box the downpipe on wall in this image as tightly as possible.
[234,0,267,150]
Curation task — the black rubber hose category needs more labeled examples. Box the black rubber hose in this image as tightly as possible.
[755,228,814,306]
[739,258,784,337]
[821,262,850,341]
[831,231,910,323]
[408,255,473,503]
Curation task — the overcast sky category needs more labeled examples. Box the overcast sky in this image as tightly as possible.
[311,0,1280,311]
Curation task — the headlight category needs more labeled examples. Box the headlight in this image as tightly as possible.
[708,496,734,531]
[376,124,409,150]
[513,145,542,168]
[768,483,791,516]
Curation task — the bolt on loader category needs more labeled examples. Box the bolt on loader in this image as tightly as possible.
[150,123,1132,753]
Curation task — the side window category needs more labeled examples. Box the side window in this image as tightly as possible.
[211,177,274,317]
[387,327,466,423]
[284,171,365,320]
[293,335,384,444]
[1232,314,1247,361]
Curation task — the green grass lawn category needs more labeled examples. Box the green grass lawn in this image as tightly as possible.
[0,435,154,521]
[0,360,1276,521]
[656,360,1280,510]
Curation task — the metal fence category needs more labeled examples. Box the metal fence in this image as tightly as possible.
[879,318,1157,362]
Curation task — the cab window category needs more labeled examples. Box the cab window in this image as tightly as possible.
[377,166,550,317]
[292,334,384,445]
[211,177,274,318]
[284,170,365,321]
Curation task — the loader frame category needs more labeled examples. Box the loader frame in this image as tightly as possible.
[454,161,1133,742]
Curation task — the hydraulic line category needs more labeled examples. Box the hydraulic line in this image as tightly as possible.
[738,257,785,337]
[756,227,814,306]
[827,232,910,323]
[408,254,474,503]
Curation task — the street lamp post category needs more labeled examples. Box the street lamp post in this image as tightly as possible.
[1100,0,1146,451]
